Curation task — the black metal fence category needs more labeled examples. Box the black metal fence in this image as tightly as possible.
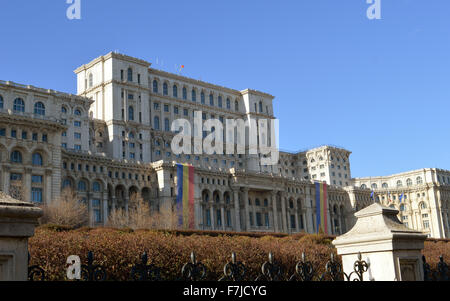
[28,251,448,282]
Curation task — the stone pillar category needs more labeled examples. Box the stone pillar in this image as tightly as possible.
[3,166,10,195]
[243,188,250,231]
[271,192,278,232]
[333,203,428,281]
[210,206,215,230]
[103,192,108,226]
[0,193,43,281]
[281,194,287,233]
[233,190,241,232]
[220,207,225,230]
[45,170,52,205]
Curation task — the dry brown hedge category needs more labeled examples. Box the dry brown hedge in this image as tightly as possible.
[28,227,449,281]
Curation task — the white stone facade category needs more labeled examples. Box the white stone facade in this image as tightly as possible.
[0,51,448,238]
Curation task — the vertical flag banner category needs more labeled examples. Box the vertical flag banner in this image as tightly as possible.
[315,182,328,234]
[176,163,195,229]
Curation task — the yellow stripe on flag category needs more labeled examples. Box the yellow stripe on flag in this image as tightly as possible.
[183,164,189,228]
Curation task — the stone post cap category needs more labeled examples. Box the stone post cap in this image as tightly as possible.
[0,192,43,237]
[333,203,428,253]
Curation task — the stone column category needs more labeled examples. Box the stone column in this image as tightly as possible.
[0,193,43,281]
[333,204,427,281]
[233,189,241,232]
[45,170,52,205]
[2,166,9,193]
[220,207,225,230]
[103,191,109,226]
[243,188,250,231]
[210,206,215,230]
[280,193,287,233]
[271,192,278,232]
[24,168,32,202]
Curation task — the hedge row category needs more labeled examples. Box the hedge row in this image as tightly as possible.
[28,227,449,281]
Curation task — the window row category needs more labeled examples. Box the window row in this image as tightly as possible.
[152,80,240,111]
[0,128,48,142]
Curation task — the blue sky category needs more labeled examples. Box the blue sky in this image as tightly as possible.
[0,0,449,177]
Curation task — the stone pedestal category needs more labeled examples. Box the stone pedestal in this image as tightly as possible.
[0,192,43,281]
[332,203,427,281]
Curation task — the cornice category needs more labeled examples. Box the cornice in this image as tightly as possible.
[74,52,151,74]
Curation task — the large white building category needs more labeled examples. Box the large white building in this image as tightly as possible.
[0,52,448,238]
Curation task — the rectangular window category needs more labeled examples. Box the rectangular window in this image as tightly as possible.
[74,121,81,127]
[226,210,231,227]
[290,215,296,229]
[249,212,254,227]
[74,144,81,150]
[216,209,222,227]
[423,220,430,229]
[22,131,27,139]
[42,134,47,142]
[32,175,43,183]
[74,132,81,139]
[256,212,262,227]
[31,188,43,203]
[206,210,211,227]
[10,173,22,181]
[264,213,270,227]
[11,129,16,138]
[62,143,67,149]
[164,104,169,112]
[0,128,5,136]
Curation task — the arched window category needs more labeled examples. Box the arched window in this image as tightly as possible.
[182,87,187,100]
[400,204,406,212]
[173,85,178,98]
[406,178,413,187]
[209,94,214,106]
[154,116,160,130]
[371,183,378,189]
[32,153,43,166]
[34,102,45,116]
[360,184,367,189]
[396,180,403,188]
[129,132,135,139]
[163,83,168,95]
[235,100,239,111]
[61,106,67,114]
[218,96,223,108]
[10,150,22,163]
[382,183,388,189]
[88,73,93,88]
[78,180,87,192]
[153,80,158,93]
[420,202,427,210]
[259,101,263,113]
[0,95,3,109]
[127,68,133,82]
[192,89,196,102]
[13,98,25,113]
[416,177,423,185]
[164,118,170,131]
[201,92,205,104]
[93,181,101,192]
[226,98,231,109]
[74,109,81,116]
[128,106,134,121]
[62,179,72,189]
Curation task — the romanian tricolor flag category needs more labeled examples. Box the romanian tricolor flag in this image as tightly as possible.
[315,182,328,235]
[176,163,195,229]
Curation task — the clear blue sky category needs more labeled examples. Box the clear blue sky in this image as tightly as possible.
[1,0,449,177]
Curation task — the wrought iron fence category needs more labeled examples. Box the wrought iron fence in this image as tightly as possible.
[27,251,448,281]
